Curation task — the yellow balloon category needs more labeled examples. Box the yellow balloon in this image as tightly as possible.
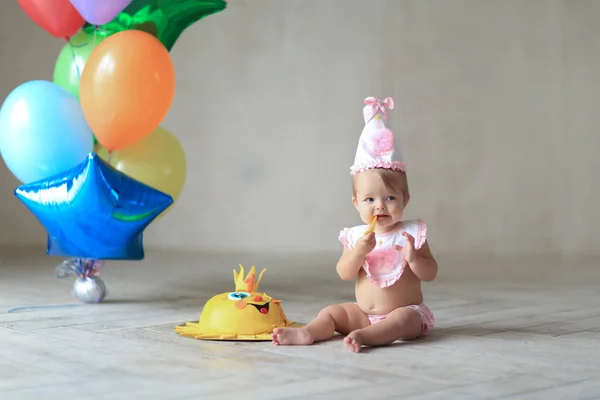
[97,126,186,215]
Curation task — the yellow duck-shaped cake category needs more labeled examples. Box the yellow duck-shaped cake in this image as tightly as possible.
[174,264,298,341]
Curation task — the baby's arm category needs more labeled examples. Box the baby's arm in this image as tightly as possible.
[407,240,438,282]
[336,246,367,280]
[336,227,374,280]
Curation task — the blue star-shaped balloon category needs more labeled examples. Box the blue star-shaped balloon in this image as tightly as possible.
[14,153,173,260]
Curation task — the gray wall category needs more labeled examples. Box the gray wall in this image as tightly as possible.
[0,0,598,257]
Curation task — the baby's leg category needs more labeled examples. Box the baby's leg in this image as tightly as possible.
[344,307,422,353]
[272,302,369,346]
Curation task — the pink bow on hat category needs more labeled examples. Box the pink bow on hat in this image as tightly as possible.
[364,96,395,115]
[363,96,395,123]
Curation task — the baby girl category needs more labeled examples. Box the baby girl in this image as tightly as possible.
[271,96,438,352]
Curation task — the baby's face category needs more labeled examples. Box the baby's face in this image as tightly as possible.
[352,170,405,232]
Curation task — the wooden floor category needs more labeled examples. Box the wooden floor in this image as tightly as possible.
[0,249,599,399]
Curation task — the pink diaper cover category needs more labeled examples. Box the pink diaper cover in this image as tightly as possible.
[367,303,435,336]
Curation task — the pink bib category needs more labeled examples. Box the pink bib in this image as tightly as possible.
[338,219,427,288]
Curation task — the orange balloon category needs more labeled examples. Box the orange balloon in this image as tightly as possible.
[79,30,176,151]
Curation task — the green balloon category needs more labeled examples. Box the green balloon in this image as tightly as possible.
[82,0,227,51]
[53,30,109,100]
[54,30,110,145]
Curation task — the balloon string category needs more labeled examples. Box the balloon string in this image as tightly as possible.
[107,151,113,164]
[68,37,82,81]
[93,25,97,48]
[8,304,84,313]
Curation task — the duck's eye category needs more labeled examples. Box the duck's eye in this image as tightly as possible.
[228,292,250,300]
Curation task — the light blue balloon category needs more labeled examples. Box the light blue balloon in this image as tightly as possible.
[0,80,94,184]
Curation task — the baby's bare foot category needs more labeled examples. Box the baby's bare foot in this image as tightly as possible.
[271,327,314,346]
[344,331,363,353]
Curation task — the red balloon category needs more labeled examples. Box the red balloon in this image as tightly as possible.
[18,0,85,39]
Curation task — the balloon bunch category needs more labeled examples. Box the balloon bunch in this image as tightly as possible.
[1,0,227,303]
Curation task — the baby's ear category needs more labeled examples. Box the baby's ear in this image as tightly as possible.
[351,196,359,209]
[403,193,410,208]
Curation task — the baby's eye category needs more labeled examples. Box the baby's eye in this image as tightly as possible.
[386,196,396,201]
[364,197,374,203]
[228,292,250,300]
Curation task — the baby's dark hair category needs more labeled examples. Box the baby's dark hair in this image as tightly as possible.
[352,168,410,202]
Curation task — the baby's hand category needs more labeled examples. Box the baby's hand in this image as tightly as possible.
[394,231,417,263]
[355,232,376,256]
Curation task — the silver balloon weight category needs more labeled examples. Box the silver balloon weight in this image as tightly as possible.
[73,276,107,303]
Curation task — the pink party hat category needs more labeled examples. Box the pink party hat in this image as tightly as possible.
[350,96,406,176]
